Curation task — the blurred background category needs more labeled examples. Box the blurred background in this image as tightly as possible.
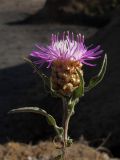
[0,0,120,158]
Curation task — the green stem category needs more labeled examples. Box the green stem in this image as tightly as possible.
[62,98,74,160]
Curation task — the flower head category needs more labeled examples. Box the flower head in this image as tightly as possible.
[30,31,103,68]
[30,32,103,96]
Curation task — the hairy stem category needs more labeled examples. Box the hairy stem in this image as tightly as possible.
[62,98,73,160]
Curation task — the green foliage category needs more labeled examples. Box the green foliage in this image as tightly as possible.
[72,69,84,99]
[9,107,63,138]
[24,58,50,91]
[13,54,107,153]
[85,54,107,92]
[49,78,63,98]
[67,137,73,147]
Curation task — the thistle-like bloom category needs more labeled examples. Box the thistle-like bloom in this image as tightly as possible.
[30,32,102,67]
[30,32,103,95]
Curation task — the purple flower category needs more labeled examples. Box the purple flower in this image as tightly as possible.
[30,32,103,68]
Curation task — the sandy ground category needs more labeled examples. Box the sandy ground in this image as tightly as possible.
[0,141,111,160]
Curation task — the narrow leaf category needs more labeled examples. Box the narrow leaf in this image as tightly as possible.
[9,107,63,137]
[85,54,107,92]
[9,107,47,116]
[24,57,50,88]
[47,114,57,126]
[50,78,63,98]
[72,69,84,98]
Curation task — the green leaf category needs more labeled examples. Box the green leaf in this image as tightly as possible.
[85,54,107,92]
[9,107,63,137]
[67,137,73,147]
[45,114,63,136]
[24,57,50,89]
[72,69,84,99]
[49,78,65,99]
[9,107,47,116]
[49,78,59,97]
[46,114,57,126]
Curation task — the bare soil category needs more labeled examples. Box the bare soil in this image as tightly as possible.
[0,141,111,160]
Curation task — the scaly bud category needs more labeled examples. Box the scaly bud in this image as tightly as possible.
[51,60,83,96]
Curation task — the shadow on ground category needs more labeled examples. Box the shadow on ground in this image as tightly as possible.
[0,63,63,143]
